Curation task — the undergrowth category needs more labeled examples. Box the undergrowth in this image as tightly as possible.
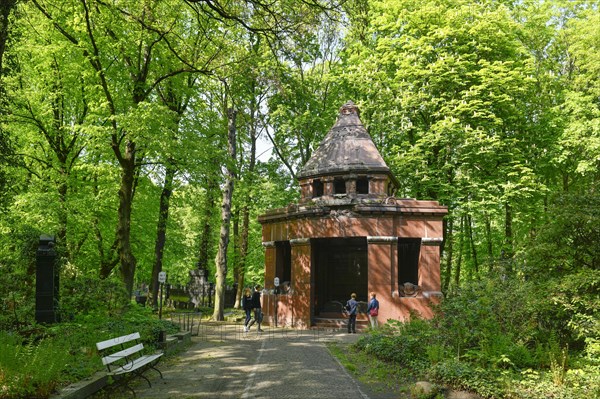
[0,304,178,399]
[350,274,600,399]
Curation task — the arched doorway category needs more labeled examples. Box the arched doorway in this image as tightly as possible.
[311,237,368,319]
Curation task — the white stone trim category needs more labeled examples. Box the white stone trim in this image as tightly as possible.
[423,291,444,299]
[367,236,397,243]
[289,238,310,246]
[421,237,443,246]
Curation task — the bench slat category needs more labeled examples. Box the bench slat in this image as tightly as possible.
[101,343,145,366]
[96,331,164,394]
[110,353,163,375]
[96,332,141,351]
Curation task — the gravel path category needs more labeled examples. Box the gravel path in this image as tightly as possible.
[118,324,376,399]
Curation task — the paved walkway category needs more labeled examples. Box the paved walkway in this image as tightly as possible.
[115,324,389,399]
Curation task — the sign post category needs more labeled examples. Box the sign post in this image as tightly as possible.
[274,277,280,328]
[158,271,167,320]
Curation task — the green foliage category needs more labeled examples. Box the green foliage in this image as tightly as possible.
[0,0,599,396]
[0,331,69,399]
[524,191,600,276]
[0,306,178,398]
[548,270,600,347]
[0,224,40,330]
[354,317,437,372]
[523,190,600,353]
[353,270,599,398]
[60,276,129,321]
[437,276,545,366]
[428,359,504,398]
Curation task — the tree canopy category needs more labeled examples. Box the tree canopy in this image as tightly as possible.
[0,0,597,345]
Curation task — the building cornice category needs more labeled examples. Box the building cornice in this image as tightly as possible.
[290,238,310,246]
[367,236,397,243]
[421,237,444,246]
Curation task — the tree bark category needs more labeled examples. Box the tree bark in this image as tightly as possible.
[0,0,17,75]
[198,177,217,268]
[113,140,137,296]
[150,166,175,308]
[442,216,453,293]
[232,210,240,307]
[213,107,237,321]
[467,214,479,276]
[504,202,514,274]
[233,99,258,309]
[454,215,465,289]
[484,212,493,266]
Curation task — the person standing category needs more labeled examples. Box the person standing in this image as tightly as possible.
[346,293,358,334]
[247,285,264,332]
[366,292,379,329]
[242,287,253,332]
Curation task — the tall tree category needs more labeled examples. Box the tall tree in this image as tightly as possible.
[31,0,215,295]
[558,7,600,192]
[0,0,19,210]
[232,90,260,308]
[341,0,547,284]
[0,0,17,74]
[5,7,94,264]
[149,71,206,307]
[265,13,344,178]
[213,87,237,321]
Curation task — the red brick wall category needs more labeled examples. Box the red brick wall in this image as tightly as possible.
[290,240,311,328]
[260,203,446,327]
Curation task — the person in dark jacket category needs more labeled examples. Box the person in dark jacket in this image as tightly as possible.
[242,287,253,332]
[366,292,380,329]
[346,293,358,334]
[247,285,264,332]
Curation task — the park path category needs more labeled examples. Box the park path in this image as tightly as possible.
[120,324,384,399]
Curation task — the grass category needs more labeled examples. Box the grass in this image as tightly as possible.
[328,341,415,398]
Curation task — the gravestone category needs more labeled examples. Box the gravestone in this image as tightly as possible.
[188,267,208,308]
[35,234,60,323]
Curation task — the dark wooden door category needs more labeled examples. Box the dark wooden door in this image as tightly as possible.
[312,237,368,315]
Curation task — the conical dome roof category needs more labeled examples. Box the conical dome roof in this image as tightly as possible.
[298,101,395,182]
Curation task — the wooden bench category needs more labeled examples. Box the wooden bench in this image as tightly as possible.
[96,332,164,396]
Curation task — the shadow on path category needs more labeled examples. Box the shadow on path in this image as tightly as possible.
[92,324,395,399]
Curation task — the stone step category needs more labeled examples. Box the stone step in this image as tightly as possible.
[313,317,369,331]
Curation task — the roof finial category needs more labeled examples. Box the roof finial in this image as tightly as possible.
[340,101,359,116]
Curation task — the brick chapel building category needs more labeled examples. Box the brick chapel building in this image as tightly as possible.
[258,101,447,329]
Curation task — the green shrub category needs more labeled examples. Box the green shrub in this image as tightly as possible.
[0,305,180,398]
[0,266,35,331]
[60,276,130,320]
[505,361,600,399]
[429,359,504,398]
[425,343,447,365]
[0,331,69,399]
[354,317,439,372]
[351,271,600,398]
[474,332,536,369]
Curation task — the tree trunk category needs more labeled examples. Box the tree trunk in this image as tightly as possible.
[114,140,137,296]
[0,0,17,75]
[454,215,465,289]
[232,210,240,308]
[150,166,175,308]
[504,202,513,274]
[56,169,69,260]
[213,107,237,321]
[197,177,217,268]
[233,101,258,309]
[467,214,479,276]
[442,216,453,293]
[484,212,493,269]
